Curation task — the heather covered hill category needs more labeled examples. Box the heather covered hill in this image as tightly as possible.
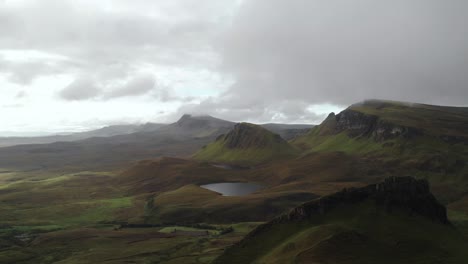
[194,123,299,165]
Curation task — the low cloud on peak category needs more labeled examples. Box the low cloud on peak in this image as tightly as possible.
[0,0,467,133]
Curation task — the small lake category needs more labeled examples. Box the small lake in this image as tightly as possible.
[200,182,264,196]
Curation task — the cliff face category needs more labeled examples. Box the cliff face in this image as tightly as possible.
[324,109,423,141]
[280,176,448,224]
[214,177,453,264]
[244,177,449,241]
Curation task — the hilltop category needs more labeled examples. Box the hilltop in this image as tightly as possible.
[215,177,468,264]
[194,123,299,165]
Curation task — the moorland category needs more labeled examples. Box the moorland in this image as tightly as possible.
[1,99,468,263]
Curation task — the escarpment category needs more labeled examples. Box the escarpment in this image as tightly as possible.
[234,176,449,247]
[322,109,423,141]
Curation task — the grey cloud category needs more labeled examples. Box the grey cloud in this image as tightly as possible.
[169,97,324,124]
[59,74,188,102]
[59,77,101,101]
[0,0,236,95]
[218,0,468,107]
[0,55,80,84]
[104,75,156,99]
[0,0,230,65]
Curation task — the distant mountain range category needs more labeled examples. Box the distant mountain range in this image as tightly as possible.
[0,114,314,170]
[0,123,166,147]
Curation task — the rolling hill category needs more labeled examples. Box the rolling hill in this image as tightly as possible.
[194,123,299,165]
[215,177,468,264]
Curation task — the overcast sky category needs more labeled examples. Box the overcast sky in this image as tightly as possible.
[1,0,467,133]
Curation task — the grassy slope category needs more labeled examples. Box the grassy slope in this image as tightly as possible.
[194,123,299,165]
[293,101,468,207]
[350,100,468,137]
[194,139,298,165]
[216,202,468,264]
[0,224,261,264]
[0,167,264,263]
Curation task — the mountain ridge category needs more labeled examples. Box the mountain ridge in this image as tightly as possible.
[214,177,466,264]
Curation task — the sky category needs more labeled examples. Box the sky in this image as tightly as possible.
[1,0,467,134]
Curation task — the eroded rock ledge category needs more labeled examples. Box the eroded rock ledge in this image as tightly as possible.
[325,110,423,141]
[245,177,449,241]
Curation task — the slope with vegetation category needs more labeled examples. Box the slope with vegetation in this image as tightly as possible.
[215,177,468,264]
[194,123,299,165]
[1,100,468,263]
[294,100,468,205]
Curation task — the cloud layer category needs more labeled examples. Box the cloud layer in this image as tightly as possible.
[0,0,467,132]
[218,0,468,107]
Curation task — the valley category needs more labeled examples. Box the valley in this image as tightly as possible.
[0,100,468,263]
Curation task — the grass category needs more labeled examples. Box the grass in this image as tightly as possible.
[215,201,468,264]
[295,131,383,154]
[194,140,297,165]
[0,224,256,264]
[194,123,299,165]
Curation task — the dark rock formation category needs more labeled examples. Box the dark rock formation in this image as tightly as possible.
[220,123,285,149]
[323,109,423,141]
[244,177,449,241]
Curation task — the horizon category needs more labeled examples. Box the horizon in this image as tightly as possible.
[2,1,468,134]
[1,97,466,136]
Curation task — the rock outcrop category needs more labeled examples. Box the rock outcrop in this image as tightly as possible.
[242,177,449,242]
[323,109,423,141]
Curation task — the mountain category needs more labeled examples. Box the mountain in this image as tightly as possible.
[194,123,299,165]
[0,115,234,171]
[0,123,166,147]
[157,114,235,137]
[0,115,312,148]
[215,177,468,264]
[293,100,468,203]
[295,99,468,148]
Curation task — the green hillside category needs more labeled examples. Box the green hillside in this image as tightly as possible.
[294,100,468,203]
[215,177,468,264]
[194,123,299,165]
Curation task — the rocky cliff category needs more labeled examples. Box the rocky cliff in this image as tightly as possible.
[321,109,423,141]
[239,176,449,243]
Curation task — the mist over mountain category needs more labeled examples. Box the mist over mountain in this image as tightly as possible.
[1,1,468,263]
